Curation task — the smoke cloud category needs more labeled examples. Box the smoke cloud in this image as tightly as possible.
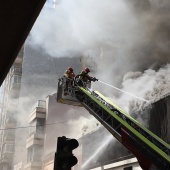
[124,64,170,111]
[30,0,170,141]
[27,0,170,165]
[67,115,100,138]
[30,0,170,92]
[30,0,143,63]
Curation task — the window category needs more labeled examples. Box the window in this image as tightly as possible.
[29,121,36,135]
[14,67,21,72]
[29,119,44,135]
[27,148,33,162]
[11,67,22,73]
[6,144,14,152]
[36,119,45,134]
[10,75,21,84]
[38,100,46,108]
[2,143,14,153]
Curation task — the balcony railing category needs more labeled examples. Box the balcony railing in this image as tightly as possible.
[9,83,20,91]
[26,132,44,148]
[32,100,46,109]
[11,67,22,76]
[42,152,55,165]
[29,108,46,123]
[29,100,46,123]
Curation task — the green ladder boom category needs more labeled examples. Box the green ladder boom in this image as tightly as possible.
[75,86,170,170]
[56,78,170,170]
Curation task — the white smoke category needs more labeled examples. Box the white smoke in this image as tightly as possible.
[94,64,170,114]
[28,0,170,132]
[19,1,170,168]
[123,64,170,111]
[67,116,100,138]
[30,0,142,60]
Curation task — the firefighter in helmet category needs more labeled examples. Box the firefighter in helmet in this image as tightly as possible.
[77,67,98,86]
[63,67,75,95]
[64,67,75,78]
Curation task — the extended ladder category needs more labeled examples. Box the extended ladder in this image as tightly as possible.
[75,86,170,170]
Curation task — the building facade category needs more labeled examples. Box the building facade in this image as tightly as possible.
[0,46,24,170]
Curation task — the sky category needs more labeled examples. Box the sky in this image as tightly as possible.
[45,0,56,8]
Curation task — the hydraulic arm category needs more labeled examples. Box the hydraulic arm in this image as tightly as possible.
[57,77,170,170]
[74,86,170,170]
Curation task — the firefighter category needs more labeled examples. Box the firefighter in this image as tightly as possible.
[77,67,98,86]
[63,67,75,95]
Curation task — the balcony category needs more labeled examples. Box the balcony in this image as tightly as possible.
[14,162,23,170]
[29,101,46,123]
[29,107,46,123]
[11,67,22,76]
[26,133,44,148]
[9,83,20,91]
[24,161,41,170]
[32,100,46,109]
[42,152,55,167]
